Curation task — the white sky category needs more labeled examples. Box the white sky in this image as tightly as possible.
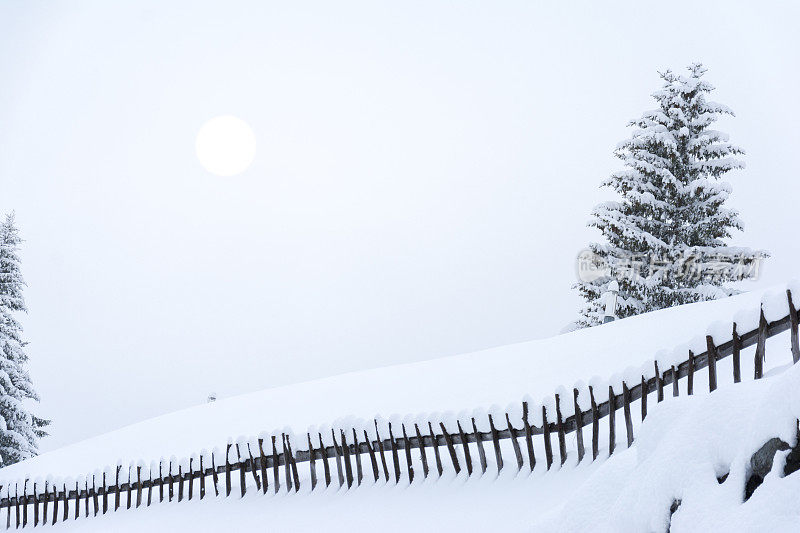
[1,0,799,453]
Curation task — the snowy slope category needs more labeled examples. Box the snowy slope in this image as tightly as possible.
[0,285,790,482]
[40,348,800,533]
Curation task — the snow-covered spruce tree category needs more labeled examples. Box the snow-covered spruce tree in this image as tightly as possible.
[575,64,767,328]
[0,213,48,465]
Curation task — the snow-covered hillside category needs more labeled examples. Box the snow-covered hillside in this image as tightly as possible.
[2,283,800,532]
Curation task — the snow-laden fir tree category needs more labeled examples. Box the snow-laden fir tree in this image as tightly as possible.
[0,213,48,465]
[575,64,767,327]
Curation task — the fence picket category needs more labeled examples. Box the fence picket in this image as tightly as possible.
[732,324,741,383]
[573,389,585,462]
[789,290,800,364]
[506,413,524,471]
[608,386,616,456]
[640,376,648,421]
[687,350,695,395]
[428,422,444,476]
[489,414,504,473]
[522,402,536,471]
[361,430,378,482]
[555,395,567,465]
[622,382,633,447]
[318,433,331,487]
[439,422,461,474]
[706,336,718,392]
[456,421,473,476]
[589,387,599,461]
[472,418,488,474]
[388,424,400,483]
[414,424,430,478]
[755,308,767,379]
[542,406,553,469]
[374,421,390,482]
[401,425,414,483]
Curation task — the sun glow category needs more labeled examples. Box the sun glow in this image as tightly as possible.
[195,115,256,177]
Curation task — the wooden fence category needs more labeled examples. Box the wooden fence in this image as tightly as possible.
[1,290,799,528]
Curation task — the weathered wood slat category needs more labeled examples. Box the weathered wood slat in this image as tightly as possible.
[472,418,488,474]
[401,425,414,483]
[506,413,524,471]
[555,394,567,466]
[706,336,718,392]
[789,290,800,364]
[608,386,616,456]
[640,376,648,421]
[732,324,741,383]
[755,308,767,379]
[429,422,444,476]
[687,350,695,395]
[622,382,633,448]
[456,421,473,476]
[542,406,554,469]
[414,424,430,478]
[439,422,461,474]
[573,389,585,462]
[522,402,536,471]
[590,387,599,461]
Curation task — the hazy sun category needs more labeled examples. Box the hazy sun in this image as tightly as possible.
[195,115,256,177]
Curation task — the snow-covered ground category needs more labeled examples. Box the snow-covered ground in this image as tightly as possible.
[0,285,791,481]
[45,350,800,533]
[2,284,800,531]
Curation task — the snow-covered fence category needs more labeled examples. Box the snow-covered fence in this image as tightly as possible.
[1,289,799,528]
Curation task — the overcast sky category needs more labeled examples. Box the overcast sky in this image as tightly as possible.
[2,0,799,452]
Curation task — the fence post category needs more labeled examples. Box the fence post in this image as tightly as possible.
[257,440,268,494]
[640,376,648,421]
[272,436,281,493]
[62,483,68,522]
[755,308,767,379]
[706,336,718,392]
[456,421,473,476]
[188,457,194,501]
[157,461,164,503]
[52,485,59,525]
[608,386,616,456]
[471,418,488,474]
[655,361,663,402]
[622,382,633,447]
[283,434,295,492]
[317,433,331,487]
[32,481,38,526]
[330,430,344,488]
[210,452,220,497]
[286,436,300,491]
[400,425,414,483]
[671,365,679,397]
[387,424,400,483]
[439,422,461,474]
[374,421,390,482]
[522,402,536,471]
[199,454,207,499]
[307,435,318,490]
[428,422,444,476]
[506,413,524,471]
[340,431,354,488]
[687,350,695,395]
[589,386,599,461]
[555,395,567,466]
[234,444,245,497]
[363,430,380,482]
[542,406,553,469]
[573,389,585,463]
[732,324,742,383]
[414,424,430,479]
[489,414,504,473]
[352,429,363,485]
[789,290,800,364]
[22,480,27,527]
[224,444,232,497]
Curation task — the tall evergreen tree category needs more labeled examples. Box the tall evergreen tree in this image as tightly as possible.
[576,64,766,327]
[0,213,47,465]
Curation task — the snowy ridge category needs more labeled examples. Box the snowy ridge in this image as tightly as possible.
[0,282,799,528]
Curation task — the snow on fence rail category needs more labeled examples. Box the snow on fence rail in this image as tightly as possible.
[1,289,800,529]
